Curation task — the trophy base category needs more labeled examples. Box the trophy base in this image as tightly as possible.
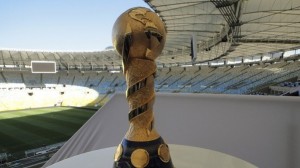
[113,137,174,168]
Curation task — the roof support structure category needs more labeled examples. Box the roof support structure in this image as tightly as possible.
[210,0,242,43]
[238,39,300,44]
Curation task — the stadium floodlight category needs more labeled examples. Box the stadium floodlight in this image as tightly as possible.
[31,61,57,73]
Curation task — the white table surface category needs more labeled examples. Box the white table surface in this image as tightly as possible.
[47,144,257,168]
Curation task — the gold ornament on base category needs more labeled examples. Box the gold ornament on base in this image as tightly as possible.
[112,7,174,168]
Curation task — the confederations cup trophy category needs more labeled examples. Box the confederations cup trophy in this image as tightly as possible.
[112,7,174,168]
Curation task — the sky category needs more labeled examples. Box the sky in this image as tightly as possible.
[0,0,148,51]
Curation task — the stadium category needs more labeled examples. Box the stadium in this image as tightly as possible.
[0,0,300,168]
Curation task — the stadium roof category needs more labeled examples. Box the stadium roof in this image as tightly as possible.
[1,0,300,68]
[147,0,300,63]
[0,49,122,70]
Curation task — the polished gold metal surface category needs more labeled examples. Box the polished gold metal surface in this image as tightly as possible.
[158,144,171,163]
[112,7,173,168]
[112,7,166,142]
[112,7,166,63]
[131,149,149,168]
[114,144,123,162]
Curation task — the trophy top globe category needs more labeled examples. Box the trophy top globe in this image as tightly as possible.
[112,7,166,61]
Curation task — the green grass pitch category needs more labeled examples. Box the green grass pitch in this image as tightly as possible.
[0,107,97,158]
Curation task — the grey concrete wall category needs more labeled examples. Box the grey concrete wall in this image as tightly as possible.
[44,93,300,168]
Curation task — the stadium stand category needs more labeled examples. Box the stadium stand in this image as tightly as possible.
[2,48,298,99]
[0,58,299,111]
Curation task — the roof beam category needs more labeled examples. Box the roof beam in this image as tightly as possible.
[243,9,300,15]
[156,1,210,12]
[243,5,300,24]
[166,23,224,28]
[212,0,240,8]
[240,18,300,39]
[147,1,211,8]
[238,38,300,44]
[168,29,219,33]
[244,22,300,27]
[162,13,223,18]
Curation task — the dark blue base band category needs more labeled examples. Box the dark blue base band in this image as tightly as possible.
[113,137,174,168]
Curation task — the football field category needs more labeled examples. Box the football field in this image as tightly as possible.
[0,107,97,159]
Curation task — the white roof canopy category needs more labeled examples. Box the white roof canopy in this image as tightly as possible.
[146,0,300,64]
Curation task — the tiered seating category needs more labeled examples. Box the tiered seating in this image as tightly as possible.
[85,73,102,88]
[243,61,300,94]
[1,59,299,111]
[43,73,59,86]
[0,72,7,88]
[2,71,25,88]
[22,72,44,87]
[196,67,231,93]
[212,66,248,93]
[279,81,300,87]
[111,73,124,89]
[73,73,88,86]
[223,64,266,94]
[155,68,170,86]
[57,72,74,86]
[175,66,212,92]
[157,67,182,92]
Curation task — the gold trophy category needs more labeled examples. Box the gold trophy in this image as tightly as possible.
[112,7,174,168]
